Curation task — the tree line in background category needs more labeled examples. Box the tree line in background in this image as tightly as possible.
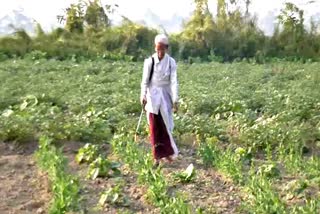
[0,0,319,63]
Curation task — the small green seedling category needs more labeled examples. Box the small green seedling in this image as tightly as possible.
[87,156,121,180]
[75,143,99,164]
[173,163,196,183]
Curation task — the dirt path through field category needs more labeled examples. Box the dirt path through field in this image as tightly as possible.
[0,142,50,214]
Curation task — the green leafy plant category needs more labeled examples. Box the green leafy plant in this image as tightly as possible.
[161,192,191,214]
[244,173,287,213]
[197,136,220,166]
[98,180,129,207]
[75,143,99,164]
[235,147,253,165]
[256,163,280,179]
[173,163,196,183]
[35,135,81,214]
[87,156,121,180]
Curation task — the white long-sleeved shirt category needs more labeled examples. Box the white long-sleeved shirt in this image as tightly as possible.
[140,53,178,115]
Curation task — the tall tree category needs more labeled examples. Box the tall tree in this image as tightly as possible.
[58,0,116,33]
[217,0,227,27]
[277,2,306,56]
[278,2,305,37]
[180,0,214,58]
[59,2,86,33]
[84,0,110,29]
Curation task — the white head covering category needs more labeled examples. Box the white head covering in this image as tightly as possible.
[154,34,169,45]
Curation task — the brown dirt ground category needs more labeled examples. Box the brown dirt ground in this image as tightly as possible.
[63,141,158,214]
[0,142,50,214]
[1,135,318,213]
[0,136,244,214]
[159,142,243,213]
[62,136,243,214]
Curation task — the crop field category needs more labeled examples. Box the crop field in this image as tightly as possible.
[0,59,320,213]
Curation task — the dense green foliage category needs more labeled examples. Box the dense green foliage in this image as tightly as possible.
[1,59,320,212]
[1,59,319,148]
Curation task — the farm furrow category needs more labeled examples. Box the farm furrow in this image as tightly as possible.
[161,143,243,213]
[0,142,50,214]
[64,142,158,213]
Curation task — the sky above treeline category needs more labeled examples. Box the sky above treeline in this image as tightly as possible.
[0,0,319,33]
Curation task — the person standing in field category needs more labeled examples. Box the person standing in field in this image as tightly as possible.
[140,34,179,167]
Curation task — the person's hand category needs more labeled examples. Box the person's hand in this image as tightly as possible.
[140,96,147,109]
[173,102,178,113]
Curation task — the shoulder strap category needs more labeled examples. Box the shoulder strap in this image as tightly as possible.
[149,57,154,83]
[168,57,172,80]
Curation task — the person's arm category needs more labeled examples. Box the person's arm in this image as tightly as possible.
[140,58,151,105]
[170,58,179,112]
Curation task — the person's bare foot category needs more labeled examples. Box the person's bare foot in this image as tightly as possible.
[165,156,173,163]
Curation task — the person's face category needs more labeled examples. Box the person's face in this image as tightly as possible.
[155,43,167,59]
